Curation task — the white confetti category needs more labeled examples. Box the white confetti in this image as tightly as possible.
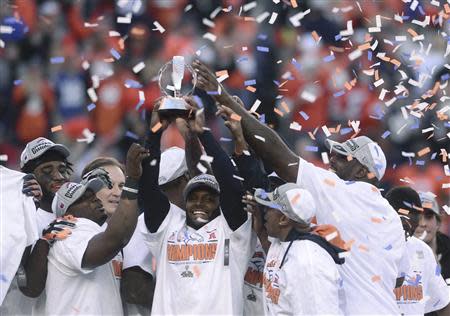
[203,32,217,42]
[82,60,90,70]
[340,20,354,37]
[197,163,208,174]
[256,12,270,23]
[210,6,222,19]
[300,90,317,103]
[255,135,265,142]
[202,18,215,28]
[412,16,430,28]
[348,49,362,61]
[133,62,145,74]
[109,31,121,37]
[0,154,8,161]
[379,88,388,100]
[321,152,329,164]
[184,4,193,12]
[250,99,261,112]
[138,90,145,102]
[289,122,302,131]
[374,79,384,87]
[243,1,257,12]
[322,125,331,137]
[152,21,165,33]
[117,13,132,24]
[200,154,214,163]
[325,231,338,241]
[269,12,278,24]
[76,128,96,144]
[0,39,4,48]
[0,25,13,34]
[87,87,98,103]
[289,9,311,27]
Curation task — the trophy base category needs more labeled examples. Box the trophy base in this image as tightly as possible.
[158,97,190,119]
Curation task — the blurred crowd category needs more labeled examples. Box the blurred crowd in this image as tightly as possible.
[0,0,449,233]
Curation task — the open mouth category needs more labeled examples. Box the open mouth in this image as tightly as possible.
[192,210,208,217]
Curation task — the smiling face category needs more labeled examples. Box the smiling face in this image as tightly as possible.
[33,160,71,200]
[414,210,440,244]
[185,188,220,229]
[68,189,107,225]
[95,165,125,217]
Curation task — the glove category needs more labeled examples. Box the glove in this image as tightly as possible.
[82,167,113,189]
[41,215,77,246]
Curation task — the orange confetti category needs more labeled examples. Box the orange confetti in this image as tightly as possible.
[244,17,255,21]
[324,178,336,187]
[407,28,419,37]
[358,244,369,252]
[358,42,371,51]
[51,125,62,132]
[311,31,320,42]
[417,147,430,157]
[230,113,242,121]
[371,217,384,223]
[278,80,289,88]
[344,82,353,91]
[118,38,125,50]
[104,58,114,63]
[390,59,401,67]
[290,0,298,8]
[246,86,256,93]
[371,275,381,283]
[280,101,290,113]
[291,192,301,205]
[131,26,146,36]
[274,108,284,117]
[344,239,355,250]
[151,122,162,133]
[308,132,316,140]
[367,172,376,180]
[398,208,410,215]
[422,202,434,209]
[215,70,228,77]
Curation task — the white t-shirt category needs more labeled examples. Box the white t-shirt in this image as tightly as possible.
[141,203,252,315]
[297,158,408,315]
[243,234,265,316]
[263,238,344,315]
[0,166,38,306]
[395,236,450,314]
[46,218,123,315]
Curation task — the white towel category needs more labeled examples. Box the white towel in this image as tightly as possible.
[0,166,39,305]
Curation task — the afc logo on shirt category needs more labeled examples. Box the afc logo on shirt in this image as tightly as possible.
[244,251,265,289]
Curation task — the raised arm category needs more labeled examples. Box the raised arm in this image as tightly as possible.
[82,143,149,269]
[193,60,299,183]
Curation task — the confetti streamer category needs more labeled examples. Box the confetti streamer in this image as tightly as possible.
[51,125,62,132]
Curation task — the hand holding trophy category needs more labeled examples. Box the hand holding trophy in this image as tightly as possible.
[158,56,197,119]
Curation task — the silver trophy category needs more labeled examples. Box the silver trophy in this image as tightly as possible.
[158,56,197,118]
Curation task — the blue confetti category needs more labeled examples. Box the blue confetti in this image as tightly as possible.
[431,152,437,160]
[207,91,219,95]
[384,244,392,250]
[87,103,96,111]
[256,46,269,52]
[415,160,425,166]
[393,164,397,169]
[323,55,335,63]
[259,114,266,124]
[299,111,309,120]
[291,58,302,71]
[435,264,441,276]
[125,131,139,140]
[244,79,256,86]
[110,48,121,60]
[273,80,280,86]
[418,5,425,16]
[0,274,7,282]
[340,127,352,135]
[219,137,232,142]
[368,50,372,61]
[333,90,345,97]
[135,100,144,111]
[334,34,342,41]
[257,34,267,40]
[125,79,142,88]
[14,79,22,85]
[381,131,391,139]
[193,95,203,108]
[402,15,410,21]
[441,74,449,81]
[50,56,65,64]
[305,146,318,152]
[345,181,356,185]
[236,56,248,63]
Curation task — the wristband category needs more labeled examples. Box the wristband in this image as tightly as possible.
[122,177,139,200]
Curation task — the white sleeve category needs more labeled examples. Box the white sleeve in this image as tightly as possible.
[123,214,154,276]
[286,243,341,315]
[424,248,450,312]
[50,226,101,275]
[140,204,183,260]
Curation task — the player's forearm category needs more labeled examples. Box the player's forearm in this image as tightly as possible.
[106,197,139,247]
[19,240,49,298]
[183,130,209,177]
[214,92,298,182]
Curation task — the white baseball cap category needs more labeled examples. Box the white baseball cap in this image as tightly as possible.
[418,191,440,216]
[159,147,188,185]
[254,183,316,224]
[325,136,387,180]
[20,137,70,169]
[51,179,105,217]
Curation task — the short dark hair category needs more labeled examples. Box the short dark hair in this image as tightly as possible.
[385,186,422,213]
[82,157,126,177]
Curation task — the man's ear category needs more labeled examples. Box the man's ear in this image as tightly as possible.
[278,214,291,227]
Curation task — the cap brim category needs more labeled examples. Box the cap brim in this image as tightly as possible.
[253,190,281,210]
[325,139,350,156]
[185,183,220,199]
[46,144,70,158]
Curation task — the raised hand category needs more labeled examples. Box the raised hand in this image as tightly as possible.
[149,97,170,133]
[22,174,43,202]
[242,192,265,235]
[183,96,205,134]
[81,168,113,190]
[126,143,151,180]
[192,60,223,93]
[41,215,77,246]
